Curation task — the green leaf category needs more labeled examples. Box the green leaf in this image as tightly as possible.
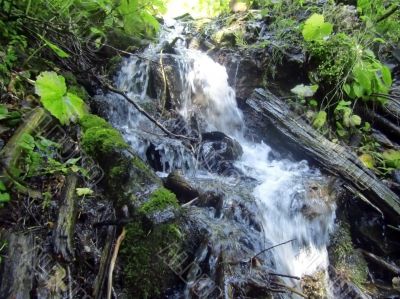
[359,153,374,169]
[313,110,327,129]
[381,65,392,87]
[309,99,318,107]
[38,35,70,58]
[302,13,333,42]
[35,72,87,125]
[76,187,94,197]
[0,181,6,191]
[353,65,371,92]
[350,114,362,126]
[0,193,10,202]
[382,150,400,169]
[35,71,67,102]
[343,84,351,96]
[291,84,319,97]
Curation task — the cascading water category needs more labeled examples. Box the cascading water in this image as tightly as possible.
[100,21,336,297]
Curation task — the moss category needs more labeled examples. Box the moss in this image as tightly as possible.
[132,155,149,172]
[120,221,182,298]
[139,187,179,214]
[79,114,112,132]
[81,127,128,157]
[329,221,369,289]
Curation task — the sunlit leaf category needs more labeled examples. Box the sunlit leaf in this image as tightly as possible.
[359,153,374,169]
[313,110,327,129]
[291,84,319,97]
[302,13,333,42]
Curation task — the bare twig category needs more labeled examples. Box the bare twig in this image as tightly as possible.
[107,227,126,299]
[101,82,197,142]
[273,282,307,298]
[251,239,294,261]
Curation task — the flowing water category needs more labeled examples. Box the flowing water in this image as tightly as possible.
[100,21,336,297]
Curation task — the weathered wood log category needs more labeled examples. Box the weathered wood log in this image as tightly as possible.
[164,171,199,203]
[53,174,79,261]
[328,266,371,299]
[0,232,36,298]
[246,88,400,225]
[0,107,51,172]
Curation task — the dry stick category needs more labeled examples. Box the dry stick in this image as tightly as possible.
[103,83,197,142]
[268,272,300,280]
[107,227,127,299]
[250,239,294,261]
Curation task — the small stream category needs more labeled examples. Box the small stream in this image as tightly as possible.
[100,21,337,298]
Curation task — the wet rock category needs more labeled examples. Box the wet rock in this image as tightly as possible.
[372,129,395,148]
[148,54,189,110]
[164,171,200,203]
[195,191,224,217]
[201,131,243,161]
[293,177,337,220]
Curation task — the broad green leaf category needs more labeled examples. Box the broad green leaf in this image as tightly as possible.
[291,84,319,97]
[359,153,374,169]
[35,72,87,125]
[302,13,333,42]
[35,72,67,103]
[309,99,318,107]
[0,104,8,120]
[76,187,94,196]
[313,110,327,129]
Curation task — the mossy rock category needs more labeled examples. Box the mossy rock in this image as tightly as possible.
[120,221,182,298]
[329,221,369,289]
[79,114,161,206]
[139,187,179,214]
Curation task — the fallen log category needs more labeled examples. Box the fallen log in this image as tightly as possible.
[53,174,79,261]
[0,232,36,298]
[246,88,400,225]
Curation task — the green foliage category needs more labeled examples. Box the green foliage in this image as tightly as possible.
[307,33,356,85]
[35,72,87,125]
[0,180,11,207]
[343,51,392,103]
[382,150,400,169]
[302,13,333,42]
[139,188,179,214]
[16,133,85,178]
[334,100,362,137]
[357,0,400,43]
[313,110,327,130]
[199,0,231,17]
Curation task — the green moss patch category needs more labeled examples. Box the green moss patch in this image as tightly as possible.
[329,221,369,289]
[139,187,179,214]
[120,222,181,298]
[79,114,112,132]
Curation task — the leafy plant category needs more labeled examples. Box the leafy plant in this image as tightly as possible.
[35,72,87,125]
[302,13,333,42]
[343,51,392,103]
[16,133,86,178]
[382,150,400,169]
[334,100,362,137]
[0,180,10,207]
[313,110,327,129]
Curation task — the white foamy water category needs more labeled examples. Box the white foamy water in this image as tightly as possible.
[102,21,336,297]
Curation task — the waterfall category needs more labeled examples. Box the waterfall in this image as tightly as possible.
[100,21,336,297]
